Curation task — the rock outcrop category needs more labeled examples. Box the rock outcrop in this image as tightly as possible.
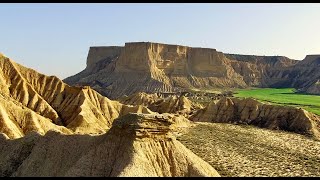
[148,95,202,115]
[0,113,220,177]
[119,92,161,106]
[86,46,123,69]
[225,54,298,87]
[119,92,202,116]
[261,55,320,90]
[302,80,320,95]
[0,92,72,139]
[64,42,298,99]
[0,54,152,138]
[191,97,320,139]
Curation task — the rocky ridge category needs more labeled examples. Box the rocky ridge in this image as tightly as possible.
[0,113,219,177]
[1,51,320,177]
[119,92,203,116]
[0,54,152,138]
[263,55,320,92]
[191,97,320,139]
[118,92,161,107]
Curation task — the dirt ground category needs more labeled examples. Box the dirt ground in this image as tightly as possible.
[177,122,320,177]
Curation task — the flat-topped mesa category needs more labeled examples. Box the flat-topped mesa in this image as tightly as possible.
[86,42,226,75]
[115,42,152,73]
[64,41,304,99]
[111,113,189,139]
[136,42,296,74]
[299,54,320,65]
[225,54,298,67]
[147,42,190,75]
[114,42,182,73]
[188,47,229,77]
[86,46,123,68]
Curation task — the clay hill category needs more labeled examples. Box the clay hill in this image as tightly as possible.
[2,52,320,177]
[0,54,154,139]
[64,42,320,99]
[0,54,223,177]
[119,92,202,116]
[0,113,219,177]
[118,91,320,140]
[191,97,320,139]
[257,54,320,93]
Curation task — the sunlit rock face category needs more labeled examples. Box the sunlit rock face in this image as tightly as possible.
[0,113,220,177]
[191,97,320,139]
[65,42,300,99]
[0,54,153,139]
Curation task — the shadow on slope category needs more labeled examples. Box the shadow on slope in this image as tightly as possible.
[0,113,219,177]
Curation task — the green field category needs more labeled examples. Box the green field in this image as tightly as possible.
[234,88,320,115]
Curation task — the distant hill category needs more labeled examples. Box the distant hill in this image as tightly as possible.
[65,42,320,99]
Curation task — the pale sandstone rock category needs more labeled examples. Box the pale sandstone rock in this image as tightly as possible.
[148,95,200,115]
[64,42,299,99]
[0,113,219,177]
[119,92,202,116]
[65,42,320,97]
[0,54,153,138]
[191,97,320,139]
[119,92,161,106]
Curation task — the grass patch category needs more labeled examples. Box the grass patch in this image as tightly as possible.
[234,88,320,115]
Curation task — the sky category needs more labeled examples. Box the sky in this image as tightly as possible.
[0,3,320,79]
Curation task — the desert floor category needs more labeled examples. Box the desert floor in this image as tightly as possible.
[178,122,320,177]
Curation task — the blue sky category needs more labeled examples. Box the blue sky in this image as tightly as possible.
[1,3,320,79]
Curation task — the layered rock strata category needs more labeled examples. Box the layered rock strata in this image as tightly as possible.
[119,92,203,116]
[0,113,219,177]
[0,54,152,138]
[191,97,320,139]
[64,42,299,99]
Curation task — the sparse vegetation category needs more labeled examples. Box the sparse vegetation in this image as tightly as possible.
[177,122,320,177]
[234,88,320,115]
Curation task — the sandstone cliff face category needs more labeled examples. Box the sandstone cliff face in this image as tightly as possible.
[65,42,298,99]
[225,54,298,87]
[191,97,320,139]
[0,113,219,177]
[64,42,320,98]
[261,55,320,91]
[86,46,123,69]
[0,54,152,138]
